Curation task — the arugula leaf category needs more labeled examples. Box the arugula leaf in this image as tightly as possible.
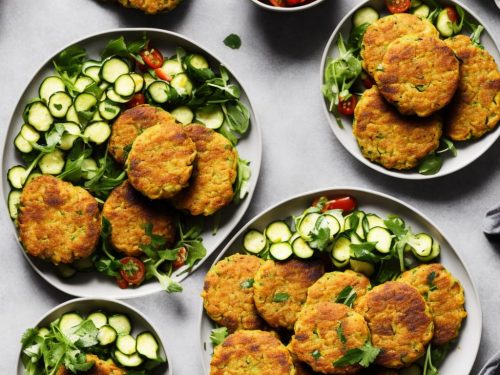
[53,45,87,78]
[273,292,289,302]
[418,154,443,175]
[333,342,380,368]
[436,138,457,157]
[423,344,440,375]
[210,327,229,346]
[223,34,242,49]
[101,34,149,60]
[347,23,369,56]
[335,285,357,307]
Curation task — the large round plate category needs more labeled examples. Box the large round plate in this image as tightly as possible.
[320,0,500,180]
[16,298,171,374]
[199,187,482,374]
[0,28,262,298]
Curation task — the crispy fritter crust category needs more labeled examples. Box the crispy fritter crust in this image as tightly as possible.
[376,36,459,117]
[171,124,238,216]
[306,270,371,308]
[355,281,434,368]
[18,175,101,264]
[353,87,442,170]
[202,254,267,332]
[444,35,500,140]
[116,0,182,14]
[291,302,370,374]
[102,181,176,256]
[361,14,439,78]
[253,259,325,330]
[210,330,296,375]
[109,105,178,165]
[126,123,196,199]
[398,263,467,345]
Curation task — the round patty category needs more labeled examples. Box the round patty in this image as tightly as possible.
[353,86,442,170]
[102,181,176,256]
[291,302,370,374]
[211,330,295,375]
[18,175,101,264]
[171,123,238,216]
[375,36,459,117]
[355,281,434,368]
[116,0,182,14]
[109,104,178,165]
[306,270,371,308]
[126,123,196,199]
[398,263,467,345]
[202,254,267,332]
[444,35,500,140]
[361,13,439,78]
[253,258,325,331]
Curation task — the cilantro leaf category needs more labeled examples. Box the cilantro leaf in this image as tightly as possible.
[210,327,228,346]
[312,349,321,360]
[335,286,357,308]
[333,342,380,368]
[223,34,242,49]
[273,292,289,302]
[53,44,87,77]
[240,278,254,289]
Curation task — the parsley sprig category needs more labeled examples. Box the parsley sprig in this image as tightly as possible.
[333,342,380,368]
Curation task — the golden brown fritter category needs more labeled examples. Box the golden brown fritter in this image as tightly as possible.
[444,35,500,140]
[288,346,322,375]
[253,258,325,331]
[202,254,267,333]
[361,13,439,78]
[109,104,178,165]
[355,281,434,369]
[102,181,176,257]
[126,123,196,200]
[171,124,238,216]
[353,87,442,170]
[306,270,371,308]
[210,330,296,375]
[57,354,125,375]
[375,36,459,117]
[18,175,101,264]
[116,0,182,14]
[291,302,370,374]
[398,263,467,345]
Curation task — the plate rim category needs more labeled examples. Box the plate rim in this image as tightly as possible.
[249,0,326,12]
[197,186,483,374]
[0,27,263,299]
[319,0,500,180]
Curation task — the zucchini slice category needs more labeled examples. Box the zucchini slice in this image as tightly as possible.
[73,256,94,271]
[116,334,137,355]
[74,75,95,93]
[143,72,156,89]
[107,88,131,104]
[170,73,193,96]
[7,165,27,189]
[185,54,209,70]
[265,221,292,243]
[48,91,72,118]
[332,236,351,263]
[99,100,121,121]
[291,237,314,259]
[243,229,267,254]
[352,6,379,27]
[25,172,42,185]
[436,9,455,37]
[412,4,430,19]
[408,233,433,258]
[349,259,375,277]
[37,327,50,338]
[26,102,53,131]
[195,104,224,129]
[114,74,136,97]
[130,73,144,93]
[162,59,184,77]
[8,190,21,220]
[39,150,65,175]
[59,312,83,336]
[269,242,293,261]
[108,314,132,335]
[81,158,99,180]
[136,332,160,360]
[101,57,130,83]
[322,214,341,239]
[366,227,393,254]
[83,65,102,83]
[20,124,41,143]
[83,121,111,144]
[74,92,97,113]
[66,105,80,124]
[364,213,386,231]
[298,212,321,241]
[114,351,143,368]
[97,325,117,346]
[87,311,107,329]
[147,81,170,104]
[58,122,81,151]
[171,106,194,125]
[39,76,66,103]
[14,134,33,154]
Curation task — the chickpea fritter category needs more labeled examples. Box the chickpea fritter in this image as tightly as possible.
[202,254,267,332]
[102,181,176,257]
[18,175,101,264]
[353,87,442,170]
[291,302,370,374]
[116,0,182,14]
[253,258,325,331]
[398,263,467,345]
[361,13,439,78]
[210,330,296,375]
[126,123,196,200]
[171,123,238,216]
[355,282,434,368]
[375,36,459,117]
[109,104,178,165]
[306,270,371,308]
[444,35,500,141]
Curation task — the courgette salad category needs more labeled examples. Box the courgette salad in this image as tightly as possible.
[7,34,252,292]
[21,311,165,374]
[322,1,486,176]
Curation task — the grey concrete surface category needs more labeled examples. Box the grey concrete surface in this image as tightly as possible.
[0,0,499,374]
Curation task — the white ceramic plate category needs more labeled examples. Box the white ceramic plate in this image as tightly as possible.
[16,298,171,374]
[249,0,326,12]
[0,28,262,299]
[198,187,482,374]
[320,0,500,180]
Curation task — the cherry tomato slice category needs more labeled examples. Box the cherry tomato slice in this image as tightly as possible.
[139,47,164,69]
[338,96,357,116]
[125,93,146,109]
[154,67,172,82]
[173,247,187,270]
[385,0,411,13]
[312,196,358,213]
[269,0,286,6]
[444,6,459,23]
[119,257,146,286]
[116,276,129,289]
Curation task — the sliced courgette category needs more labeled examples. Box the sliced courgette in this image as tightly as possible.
[408,233,433,258]
[171,106,194,125]
[136,332,160,360]
[265,221,292,243]
[114,351,143,368]
[147,81,170,104]
[39,149,65,175]
[26,101,53,131]
[366,227,393,254]
[116,334,137,355]
[99,100,121,121]
[194,104,224,129]
[101,57,130,83]
[8,190,21,220]
[269,242,293,261]
[14,134,33,153]
[59,312,83,337]
[48,91,73,118]
[97,325,117,346]
[83,121,111,144]
[298,212,321,241]
[352,6,379,27]
[130,73,144,93]
[74,75,95,93]
[332,236,351,263]
[7,165,27,189]
[87,311,107,328]
[170,73,193,96]
[243,229,267,254]
[291,237,314,259]
[39,76,66,103]
[114,74,136,97]
[162,59,184,77]
[109,314,132,335]
[74,92,97,113]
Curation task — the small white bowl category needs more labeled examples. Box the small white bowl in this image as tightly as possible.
[250,0,326,12]
[16,298,171,375]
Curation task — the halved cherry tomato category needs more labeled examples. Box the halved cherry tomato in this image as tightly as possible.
[269,0,286,6]
[173,247,187,270]
[385,0,411,13]
[444,6,459,23]
[338,96,357,116]
[139,47,164,69]
[125,93,146,109]
[154,67,172,82]
[312,196,358,213]
[116,276,129,289]
[119,257,146,286]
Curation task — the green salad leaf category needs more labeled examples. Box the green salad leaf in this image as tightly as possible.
[210,327,229,346]
[223,34,242,49]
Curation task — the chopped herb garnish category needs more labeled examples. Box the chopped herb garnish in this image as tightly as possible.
[210,327,228,346]
[333,342,380,368]
[336,323,347,344]
[223,34,242,49]
[428,271,438,291]
[335,286,357,308]
[240,278,254,289]
[312,349,321,360]
[273,292,290,302]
